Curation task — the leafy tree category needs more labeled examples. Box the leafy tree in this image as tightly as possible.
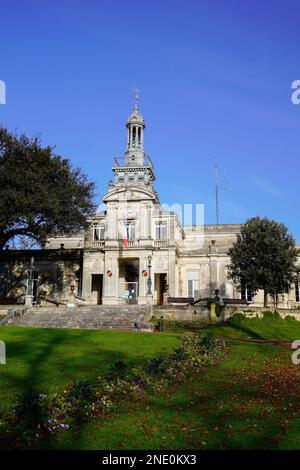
[228,217,299,307]
[0,128,96,249]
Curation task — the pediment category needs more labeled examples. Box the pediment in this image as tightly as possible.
[103,186,159,203]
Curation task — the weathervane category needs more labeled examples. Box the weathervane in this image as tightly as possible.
[132,87,141,110]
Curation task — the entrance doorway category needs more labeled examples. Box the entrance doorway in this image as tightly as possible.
[91,274,103,304]
[155,273,167,305]
[119,258,139,304]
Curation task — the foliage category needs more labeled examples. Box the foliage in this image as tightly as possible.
[0,128,96,249]
[107,361,127,380]
[161,319,209,332]
[227,217,299,307]
[199,331,216,353]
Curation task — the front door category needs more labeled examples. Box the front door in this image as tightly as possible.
[91,274,103,304]
[156,273,167,305]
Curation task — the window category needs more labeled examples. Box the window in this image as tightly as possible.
[93,225,105,241]
[155,221,168,240]
[126,222,135,240]
[296,272,300,303]
[187,272,200,299]
[241,286,253,302]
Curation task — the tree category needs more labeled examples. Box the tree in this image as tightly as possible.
[0,128,96,249]
[227,217,299,307]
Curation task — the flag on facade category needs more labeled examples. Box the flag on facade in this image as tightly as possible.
[119,218,128,248]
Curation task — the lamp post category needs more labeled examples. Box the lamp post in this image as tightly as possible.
[27,257,35,296]
[25,257,35,308]
[146,255,152,296]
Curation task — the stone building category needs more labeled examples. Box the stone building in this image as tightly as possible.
[1,100,300,309]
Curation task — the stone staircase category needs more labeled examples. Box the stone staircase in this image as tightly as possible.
[5,305,153,331]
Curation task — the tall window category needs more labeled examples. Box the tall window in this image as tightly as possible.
[126,222,135,240]
[155,221,168,240]
[296,272,300,303]
[93,225,105,241]
[241,286,253,302]
[187,272,200,299]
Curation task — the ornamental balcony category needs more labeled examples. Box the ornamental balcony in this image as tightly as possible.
[113,155,154,170]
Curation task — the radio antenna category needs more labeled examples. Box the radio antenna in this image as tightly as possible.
[215,165,220,225]
[214,164,228,225]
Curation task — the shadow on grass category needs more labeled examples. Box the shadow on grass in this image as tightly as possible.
[0,328,156,449]
[213,321,264,340]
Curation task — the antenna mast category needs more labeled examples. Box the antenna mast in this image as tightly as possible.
[215,165,219,225]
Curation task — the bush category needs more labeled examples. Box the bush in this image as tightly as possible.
[285,315,297,322]
[227,312,245,324]
[262,310,280,321]
[107,361,127,380]
[199,332,216,354]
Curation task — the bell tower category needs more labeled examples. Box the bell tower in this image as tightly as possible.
[111,92,155,189]
[124,91,145,166]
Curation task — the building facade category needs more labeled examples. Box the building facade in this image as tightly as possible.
[1,101,300,308]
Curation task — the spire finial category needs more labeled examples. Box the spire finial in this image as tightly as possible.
[132,87,141,110]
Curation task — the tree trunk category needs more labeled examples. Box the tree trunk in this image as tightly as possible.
[264,290,268,308]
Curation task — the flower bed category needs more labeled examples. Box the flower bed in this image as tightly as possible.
[0,332,226,447]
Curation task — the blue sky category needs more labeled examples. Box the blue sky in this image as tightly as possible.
[1,0,300,239]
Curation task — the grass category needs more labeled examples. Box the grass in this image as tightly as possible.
[39,342,292,450]
[0,327,179,405]
[3,315,300,450]
[210,313,300,342]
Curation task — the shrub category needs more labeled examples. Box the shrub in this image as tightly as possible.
[199,332,216,354]
[227,312,245,324]
[107,360,127,380]
[285,315,297,322]
[263,310,280,321]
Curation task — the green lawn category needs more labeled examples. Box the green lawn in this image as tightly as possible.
[209,314,300,341]
[0,327,179,404]
[2,316,300,450]
[40,342,295,450]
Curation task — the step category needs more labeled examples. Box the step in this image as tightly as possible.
[6,305,153,331]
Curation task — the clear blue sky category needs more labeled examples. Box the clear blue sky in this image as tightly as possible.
[1,0,300,240]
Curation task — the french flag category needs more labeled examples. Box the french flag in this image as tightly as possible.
[119,219,128,248]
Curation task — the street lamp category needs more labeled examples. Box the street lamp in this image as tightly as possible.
[25,256,36,308]
[27,257,35,296]
[147,255,152,295]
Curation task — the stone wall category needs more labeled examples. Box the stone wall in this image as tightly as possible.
[0,249,82,303]
[152,304,300,322]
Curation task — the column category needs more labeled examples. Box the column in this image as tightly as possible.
[102,256,120,305]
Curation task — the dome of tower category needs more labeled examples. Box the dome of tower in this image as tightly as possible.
[127,106,145,126]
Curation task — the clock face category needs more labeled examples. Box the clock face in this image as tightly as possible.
[127,208,136,218]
